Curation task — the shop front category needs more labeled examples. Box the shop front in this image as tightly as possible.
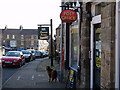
[60,1,82,88]
[64,11,81,88]
[90,2,115,89]
[69,24,80,70]
[68,22,80,88]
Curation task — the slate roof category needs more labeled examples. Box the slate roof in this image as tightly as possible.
[2,29,20,35]
[20,29,38,35]
[2,29,38,35]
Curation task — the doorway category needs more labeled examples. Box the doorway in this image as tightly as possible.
[93,24,101,88]
[90,15,101,89]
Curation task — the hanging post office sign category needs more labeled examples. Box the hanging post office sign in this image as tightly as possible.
[38,27,49,40]
[60,9,77,23]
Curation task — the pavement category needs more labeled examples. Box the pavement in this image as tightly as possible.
[2,57,65,89]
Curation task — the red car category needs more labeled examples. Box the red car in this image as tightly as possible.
[1,51,25,68]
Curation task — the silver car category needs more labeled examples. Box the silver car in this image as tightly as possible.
[27,49,36,60]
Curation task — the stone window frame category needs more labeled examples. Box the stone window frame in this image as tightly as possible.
[21,40,24,45]
[31,35,34,39]
[7,35,9,39]
[21,35,24,39]
[31,40,34,46]
[3,40,5,43]
[35,35,38,40]
[12,35,15,39]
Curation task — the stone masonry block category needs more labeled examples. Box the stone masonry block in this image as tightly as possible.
[101,28,112,44]
[101,67,110,82]
[101,18,112,29]
[101,4,112,19]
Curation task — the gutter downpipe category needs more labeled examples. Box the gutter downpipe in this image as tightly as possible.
[60,0,63,82]
[115,0,119,89]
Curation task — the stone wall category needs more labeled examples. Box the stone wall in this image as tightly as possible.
[56,23,65,52]
[80,2,115,88]
[80,3,91,88]
[56,25,61,52]
[101,2,115,88]
[2,34,21,49]
[60,1,115,89]
[2,34,38,50]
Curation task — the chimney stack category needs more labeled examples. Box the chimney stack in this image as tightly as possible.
[5,25,7,30]
[20,25,23,31]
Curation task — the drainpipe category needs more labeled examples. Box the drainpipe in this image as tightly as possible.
[115,0,119,89]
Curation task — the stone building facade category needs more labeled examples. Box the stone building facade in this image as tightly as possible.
[80,2,115,88]
[56,23,66,53]
[59,1,116,89]
[2,27,38,51]
[20,29,38,50]
[100,2,115,88]
[56,24,61,52]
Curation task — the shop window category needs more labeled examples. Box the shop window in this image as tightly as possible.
[95,26,101,69]
[70,26,79,70]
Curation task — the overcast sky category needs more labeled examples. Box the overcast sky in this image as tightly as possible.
[0,0,61,35]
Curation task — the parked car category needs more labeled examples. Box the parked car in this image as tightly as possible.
[42,51,46,57]
[21,50,32,62]
[1,51,25,68]
[40,52,44,58]
[27,49,36,60]
[45,51,49,56]
[35,50,41,58]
